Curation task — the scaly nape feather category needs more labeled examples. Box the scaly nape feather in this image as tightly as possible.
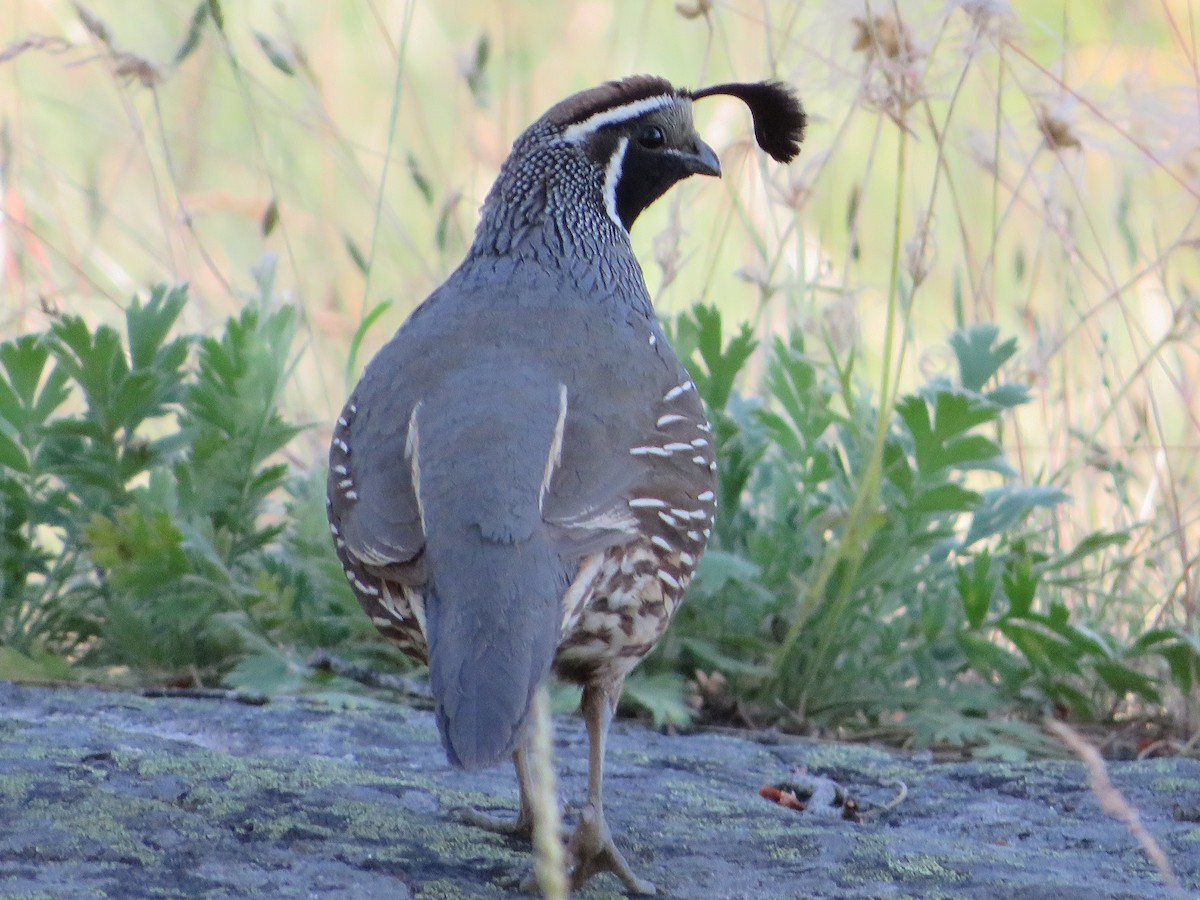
[689,80,807,163]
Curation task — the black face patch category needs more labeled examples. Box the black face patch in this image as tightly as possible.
[580,103,713,230]
[614,145,691,230]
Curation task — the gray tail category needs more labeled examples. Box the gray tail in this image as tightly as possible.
[423,524,566,770]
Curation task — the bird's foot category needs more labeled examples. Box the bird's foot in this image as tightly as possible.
[567,803,657,896]
[455,806,534,842]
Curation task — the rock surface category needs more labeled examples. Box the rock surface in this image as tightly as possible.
[1,680,1197,898]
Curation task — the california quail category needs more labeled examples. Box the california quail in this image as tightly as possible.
[327,74,804,894]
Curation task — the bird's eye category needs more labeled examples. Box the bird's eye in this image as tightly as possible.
[637,125,666,149]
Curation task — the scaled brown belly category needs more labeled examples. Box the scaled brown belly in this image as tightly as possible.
[553,536,700,685]
[333,535,429,664]
[335,532,704,684]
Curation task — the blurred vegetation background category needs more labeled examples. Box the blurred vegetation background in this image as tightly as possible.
[1,0,1197,759]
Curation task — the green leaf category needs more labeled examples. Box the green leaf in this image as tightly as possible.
[224,649,308,695]
[677,637,771,679]
[677,304,757,413]
[956,549,993,629]
[948,324,1016,392]
[1128,627,1190,656]
[913,483,981,514]
[254,31,296,77]
[931,391,997,442]
[940,434,1005,470]
[896,395,934,469]
[407,153,434,205]
[126,285,187,371]
[1092,661,1160,703]
[1001,554,1038,617]
[346,300,394,381]
[344,235,369,275]
[962,485,1068,548]
[1036,529,1130,573]
[206,0,225,32]
[173,1,209,65]
[464,32,490,107]
[996,620,1078,673]
[0,647,73,682]
[0,427,25,471]
[621,671,694,728]
[0,336,56,422]
[261,197,280,236]
[693,550,762,591]
[958,632,1026,684]
[984,383,1030,409]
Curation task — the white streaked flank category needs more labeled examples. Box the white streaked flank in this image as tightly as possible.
[556,504,639,534]
[663,381,694,402]
[560,552,606,632]
[630,445,672,457]
[540,383,569,511]
[405,401,426,531]
[656,413,687,428]
[658,570,681,590]
[650,535,673,552]
[697,490,715,502]
[628,497,667,509]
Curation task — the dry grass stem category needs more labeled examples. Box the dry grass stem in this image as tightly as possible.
[529,685,567,900]
[1045,719,1185,898]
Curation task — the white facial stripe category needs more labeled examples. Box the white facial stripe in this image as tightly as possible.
[602,136,630,229]
[562,94,676,143]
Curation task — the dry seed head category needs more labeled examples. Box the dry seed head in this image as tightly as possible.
[674,0,714,20]
[904,211,937,288]
[112,53,164,88]
[1037,105,1082,151]
[851,15,916,62]
[851,13,926,120]
[951,0,1018,38]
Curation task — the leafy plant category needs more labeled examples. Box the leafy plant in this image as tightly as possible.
[645,304,1200,754]
[0,279,381,686]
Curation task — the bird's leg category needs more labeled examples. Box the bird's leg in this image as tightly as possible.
[567,680,657,895]
[457,744,535,840]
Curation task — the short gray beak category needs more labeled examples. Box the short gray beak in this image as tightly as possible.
[687,139,722,178]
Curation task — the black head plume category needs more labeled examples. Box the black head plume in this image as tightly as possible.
[689,80,806,163]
